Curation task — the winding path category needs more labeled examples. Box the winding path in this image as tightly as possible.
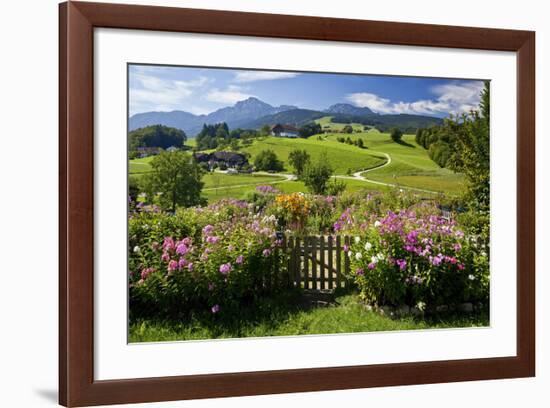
[204,154,441,195]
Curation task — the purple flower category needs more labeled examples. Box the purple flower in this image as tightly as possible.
[187,262,194,271]
[219,263,232,275]
[206,236,220,244]
[396,259,407,270]
[211,304,220,314]
[236,255,244,264]
[202,224,214,236]
[208,282,215,291]
[176,243,189,255]
[356,268,365,276]
[453,243,462,252]
[262,248,272,257]
[368,262,376,270]
[343,244,349,253]
[178,258,188,268]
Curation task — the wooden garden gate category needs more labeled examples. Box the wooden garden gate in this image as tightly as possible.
[284,235,351,291]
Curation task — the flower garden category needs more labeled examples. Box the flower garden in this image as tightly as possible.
[129,186,490,341]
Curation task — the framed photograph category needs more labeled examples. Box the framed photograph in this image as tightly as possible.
[59,1,535,406]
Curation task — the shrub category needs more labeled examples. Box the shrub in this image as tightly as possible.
[254,149,284,172]
[343,210,488,309]
[129,200,287,319]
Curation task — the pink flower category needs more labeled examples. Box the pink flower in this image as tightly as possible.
[356,268,364,276]
[211,304,220,314]
[162,237,175,251]
[368,262,376,270]
[396,259,407,270]
[219,263,232,275]
[343,244,349,253]
[161,252,170,262]
[167,260,178,272]
[208,282,215,291]
[182,237,192,246]
[457,263,465,270]
[178,258,188,268]
[236,255,244,264]
[262,248,272,257]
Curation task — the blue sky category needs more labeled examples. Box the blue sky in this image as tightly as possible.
[129,64,485,118]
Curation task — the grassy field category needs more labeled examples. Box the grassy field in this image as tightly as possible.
[129,292,489,342]
[315,116,371,132]
[320,129,464,194]
[240,136,386,175]
[129,120,465,201]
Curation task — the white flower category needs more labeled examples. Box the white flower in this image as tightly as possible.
[355,236,361,244]
[374,221,381,228]
[355,252,363,261]
[348,251,353,258]
[364,242,372,251]
[133,246,140,253]
[468,274,475,281]
[376,252,385,261]
[481,251,487,257]
[416,301,426,312]
[371,256,378,264]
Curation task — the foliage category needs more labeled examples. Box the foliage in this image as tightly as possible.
[288,149,311,179]
[254,149,284,172]
[129,125,187,151]
[337,206,489,309]
[141,151,205,211]
[390,127,403,143]
[342,124,354,134]
[196,122,231,150]
[271,193,311,231]
[129,200,286,319]
[298,122,322,138]
[302,152,334,194]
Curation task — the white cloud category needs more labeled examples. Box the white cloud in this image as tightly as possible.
[232,71,300,83]
[205,85,254,104]
[346,81,484,116]
[129,73,209,115]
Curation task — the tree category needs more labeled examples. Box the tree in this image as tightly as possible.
[342,125,353,134]
[390,127,403,143]
[298,123,322,138]
[288,149,311,179]
[129,125,187,152]
[446,81,490,214]
[356,138,365,148]
[303,152,333,194]
[260,124,271,137]
[142,151,204,211]
[254,149,284,172]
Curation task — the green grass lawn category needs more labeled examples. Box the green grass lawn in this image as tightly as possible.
[241,136,386,175]
[129,125,465,200]
[322,130,465,194]
[129,292,489,342]
[315,116,370,132]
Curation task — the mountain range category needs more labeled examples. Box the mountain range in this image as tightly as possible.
[129,97,442,136]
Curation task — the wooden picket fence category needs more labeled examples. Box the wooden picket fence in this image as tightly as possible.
[283,235,351,291]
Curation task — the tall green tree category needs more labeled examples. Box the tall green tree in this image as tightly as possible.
[288,149,311,179]
[303,152,333,195]
[254,149,284,172]
[142,151,204,211]
[446,83,490,214]
[390,127,403,143]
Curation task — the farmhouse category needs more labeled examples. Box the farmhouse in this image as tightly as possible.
[193,151,249,169]
[270,123,299,138]
[136,146,161,158]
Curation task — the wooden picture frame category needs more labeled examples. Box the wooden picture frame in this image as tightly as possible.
[59,1,535,406]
